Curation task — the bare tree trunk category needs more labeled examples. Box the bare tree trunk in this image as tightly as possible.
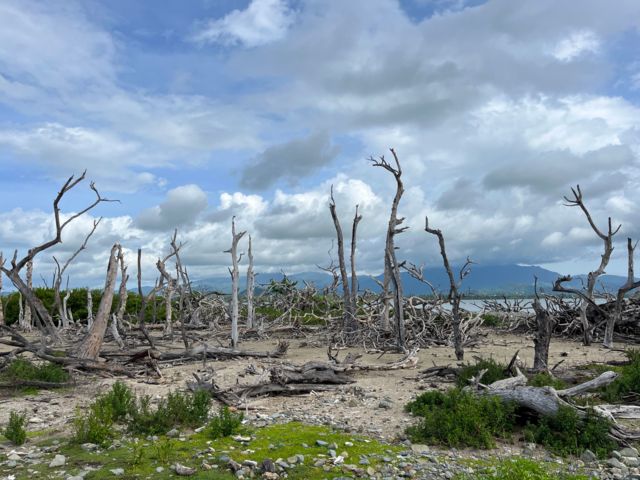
[371,149,408,349]
[18,292,23,326]
[532,296,554,371]
[246,235,255,330]
[22,260,33,331]
[563,185,619,346]
[0,254,4,325]
[227,217,246,348]
[164,280,174,336]
[76,244,120,360]
[86,288,94,328]
[329,187,355,338]
[350,205,362,323]
[604,238,640,348]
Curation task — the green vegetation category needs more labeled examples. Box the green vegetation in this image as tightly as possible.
[1,358,70,386]
[601,349,640,402]
[207,405,244,439]
[524,406,615,458]
[405,388,516,448]
[456,357,509,388]
[480,313,502,327]
[3,411,27,445]
[456,458,590,480]
[528,372,567,389]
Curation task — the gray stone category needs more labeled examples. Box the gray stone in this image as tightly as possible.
[581,449,597,463]
[49,454,66,468]
[316,440,328,447]
[110,468,125,476]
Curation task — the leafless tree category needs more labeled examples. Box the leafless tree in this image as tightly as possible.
[75,244,121,359]
[226,217,246,348]
[350,205,363,319]
[156,230,183,337]
[425,217,471,360]
[371,149,408,348]
[328,186,357,337]
[563,185,620,345]
[86,288,94,328]
[0,254,4,325]
[110,247,129,350]
[317,242,340,296]
[532,278,555,371]
[53,218,102,328]
[20,260,33,331]
[604,238,640,348]
[0,172,113,342]
[246,235,255,329]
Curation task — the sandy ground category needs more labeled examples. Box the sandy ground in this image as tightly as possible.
[0,331,629,448]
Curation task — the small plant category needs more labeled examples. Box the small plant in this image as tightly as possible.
[524,406,616,458]
[528,372,567,390]
[207,406,244,439]
[601,349,640,402]
[97,381,135,422]
[128,390,210,435]
[456,357,509,388]
[3,411,27,445]
[2,358,70,386]
[153,437,175,464]
[129,439,145,466]
[405,388,516,448]
[480,313,502,328]
[72,405,114,446]
[165,389,211,426]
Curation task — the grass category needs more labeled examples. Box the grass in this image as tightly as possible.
[1,358,70,389]
[455,458,590,480]
[1,422,402,480]
[600,349,640,402]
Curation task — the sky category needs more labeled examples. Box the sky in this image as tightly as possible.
[0,0,639,288]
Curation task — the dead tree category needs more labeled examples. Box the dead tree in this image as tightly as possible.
[53,218,101,328]
[371,149,408,348]
[604,238,640,347]
[246,235,255,330]
[111,248,129,349]
[317,242,340,297]
[425,217,471,360]
[564,185,620,345]
[226,217,246,348]
[156,230,182,337]
[75,244,121,359]
[350,205,362,319]
[136,248,155,348]
[20,260,33,331]
[0,172,113,342]
[86,288,94,328]
[532,278,555,371]
[328,187,356,338]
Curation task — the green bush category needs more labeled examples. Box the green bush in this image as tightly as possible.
[3,411,27,445]
[72,404,114,446]
[528,372,567,390]
[456,358,509,388]
[601,349,640,402]
[129,390,211,435]
[95,381,135,422]
[481,313,502,327]
[405,388,516,448]
[2,358,70,385]
[524,406,615,458]
[456,458,589,480]
[207,406,244,439]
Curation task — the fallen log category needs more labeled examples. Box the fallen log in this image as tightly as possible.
[128,341,289,363]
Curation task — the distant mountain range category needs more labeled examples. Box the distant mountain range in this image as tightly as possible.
[189,264,630,297]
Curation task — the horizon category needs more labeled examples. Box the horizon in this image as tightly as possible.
[1,0,639,288]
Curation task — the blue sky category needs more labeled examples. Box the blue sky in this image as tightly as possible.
[0,0,639,287]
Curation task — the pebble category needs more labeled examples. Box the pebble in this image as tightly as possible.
[49,454,66,468]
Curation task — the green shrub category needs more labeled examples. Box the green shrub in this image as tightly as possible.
[481,313,502,327]
[405,388,516,448]
[524,406,615,458]
[456,458,590,480]
[72,405,114,446]
[129,390,211,435]
[601,350,640,402]
[2,358,69,385]
[3,411,27,445]
[456,358,509,388]
[153,437,175,464]
[95,381,135,422]
[528,372,567,390]
[207,406,244,439]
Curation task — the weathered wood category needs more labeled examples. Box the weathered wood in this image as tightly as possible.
[227,217,246,348]
[246,235,255,330]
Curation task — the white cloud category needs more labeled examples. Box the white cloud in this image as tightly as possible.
[136,185,208,231]
[552,30,600,62]
[191,0,295,48]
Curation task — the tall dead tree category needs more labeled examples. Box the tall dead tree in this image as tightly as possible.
[111,248,129,349]
[371,149,408,348]
[329,187,356,337]
[0,172,113,342]
[75,244,121,360]
[425,217,470,360]
[564,185,620,346]
[604,238,640,348]
[53,218,101,328]
[86,288,94,328]
[246,235,255,330]
[350,205,362,319]
[532,278,555,371]
[156,230,182,338]
[20,260,33,331]
[227,217,246,348]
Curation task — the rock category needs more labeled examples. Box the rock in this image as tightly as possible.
[7,454,21,461]
[622,447,640,458]
[166,428,180,438]
[243,460,258,469]
[156,467,165,473]
[109,468,125,476]
[411,444,430,455]
[66,476,84,480]
[29,417,44,424]
[174,463,196,476]
[261,459,275,473]
[366,466,376,476]
[80,443,98,452]
[49,454,66,468]
[581,450,597,463]
[609,458,626,469]
[316,440,328,447]
[263,473,279,480]
[378,400,393,410]
[228,459,242,472]
[623,457,640,467]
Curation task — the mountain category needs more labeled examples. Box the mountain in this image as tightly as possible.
[189,265,630,297]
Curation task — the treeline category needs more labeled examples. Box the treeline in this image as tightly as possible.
[0,288,166,326]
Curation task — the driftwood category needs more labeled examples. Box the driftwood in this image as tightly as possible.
[128,341,289,363]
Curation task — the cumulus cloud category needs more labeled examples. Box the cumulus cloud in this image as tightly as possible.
[240,131,340,189]
[136,185,208,231]
[191,0,295,47]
